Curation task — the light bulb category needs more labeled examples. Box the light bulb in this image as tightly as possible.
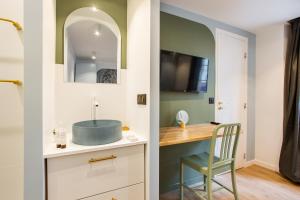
[91,6,98,12]
[94,30,100,36]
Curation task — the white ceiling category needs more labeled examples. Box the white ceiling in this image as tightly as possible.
[161,0,300,33]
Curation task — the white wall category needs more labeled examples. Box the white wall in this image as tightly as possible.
[66,34,75,82]
[70,59,117,83]
[43,0,56,150]
[126,0,151,135]
[0,1,24,200]
[127,0,160,200]
[74,62,97,83]
[55,66,127,133]
[95,61,116,70]
[255,24,287,171]
[127,0,151,198]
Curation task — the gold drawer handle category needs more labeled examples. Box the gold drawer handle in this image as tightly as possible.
[88,155,117,164]
[112,198,117,200]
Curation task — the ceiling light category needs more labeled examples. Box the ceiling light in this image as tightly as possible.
[94,25,102,37]
[94,30,100,36]
[91,55,96,60]
[91,6,98,12]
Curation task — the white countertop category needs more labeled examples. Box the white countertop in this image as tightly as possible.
[43,131,147,159]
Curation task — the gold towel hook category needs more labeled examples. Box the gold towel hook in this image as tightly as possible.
[0,18,22,31]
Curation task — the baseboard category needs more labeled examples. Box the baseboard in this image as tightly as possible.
[254,159,279,172]
[244,160,256,168]
[244,159,279,172]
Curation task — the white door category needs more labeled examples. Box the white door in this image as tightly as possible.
[215,29,248,168]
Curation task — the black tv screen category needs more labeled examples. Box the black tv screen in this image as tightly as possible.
[160,50,209,93]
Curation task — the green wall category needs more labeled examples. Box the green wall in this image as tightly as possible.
[56,0,127,68]
[160,12,215,193]
[160,12,215,127]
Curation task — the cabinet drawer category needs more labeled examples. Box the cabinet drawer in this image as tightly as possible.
[47,145,144,200]
[83,183,144,200]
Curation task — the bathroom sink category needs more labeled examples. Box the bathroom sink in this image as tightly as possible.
[72,120,122,146]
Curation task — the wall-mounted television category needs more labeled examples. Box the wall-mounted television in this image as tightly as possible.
[160,50,209,93]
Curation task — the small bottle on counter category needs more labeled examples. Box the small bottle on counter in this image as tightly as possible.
[58,127,67,149]
[53,128,61,148]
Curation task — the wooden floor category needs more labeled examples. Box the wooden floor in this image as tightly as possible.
[160,165,300,200]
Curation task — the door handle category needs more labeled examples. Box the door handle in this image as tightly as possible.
[88,155,117,164]
[217,101,223,110]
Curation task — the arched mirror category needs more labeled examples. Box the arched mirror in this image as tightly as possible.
[64,7,121,84]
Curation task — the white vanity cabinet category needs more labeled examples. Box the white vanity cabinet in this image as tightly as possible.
[47,144,144,200]
[83,183,144,200]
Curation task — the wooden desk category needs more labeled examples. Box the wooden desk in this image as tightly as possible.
[160,124,218,147]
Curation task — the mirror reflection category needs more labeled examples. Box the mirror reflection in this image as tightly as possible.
[64,7,121,84]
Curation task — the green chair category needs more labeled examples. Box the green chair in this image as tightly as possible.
[180,123,241,200]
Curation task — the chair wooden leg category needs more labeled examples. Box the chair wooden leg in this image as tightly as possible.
[203,175,207,191]
[231,164,239,200]
[180,161,184,200]
[206,175,213,200]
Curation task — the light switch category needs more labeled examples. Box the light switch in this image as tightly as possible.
[137,94,147,105]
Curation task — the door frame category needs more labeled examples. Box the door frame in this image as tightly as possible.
[215,28,248,168]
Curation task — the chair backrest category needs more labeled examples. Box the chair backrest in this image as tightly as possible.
[208,123,241,168]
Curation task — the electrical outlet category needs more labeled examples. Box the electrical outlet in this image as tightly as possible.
[209,97,215,104]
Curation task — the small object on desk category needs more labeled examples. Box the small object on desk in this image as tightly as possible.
[176,110,189,126]
[210,121,221,125]
[179,121,186,129]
